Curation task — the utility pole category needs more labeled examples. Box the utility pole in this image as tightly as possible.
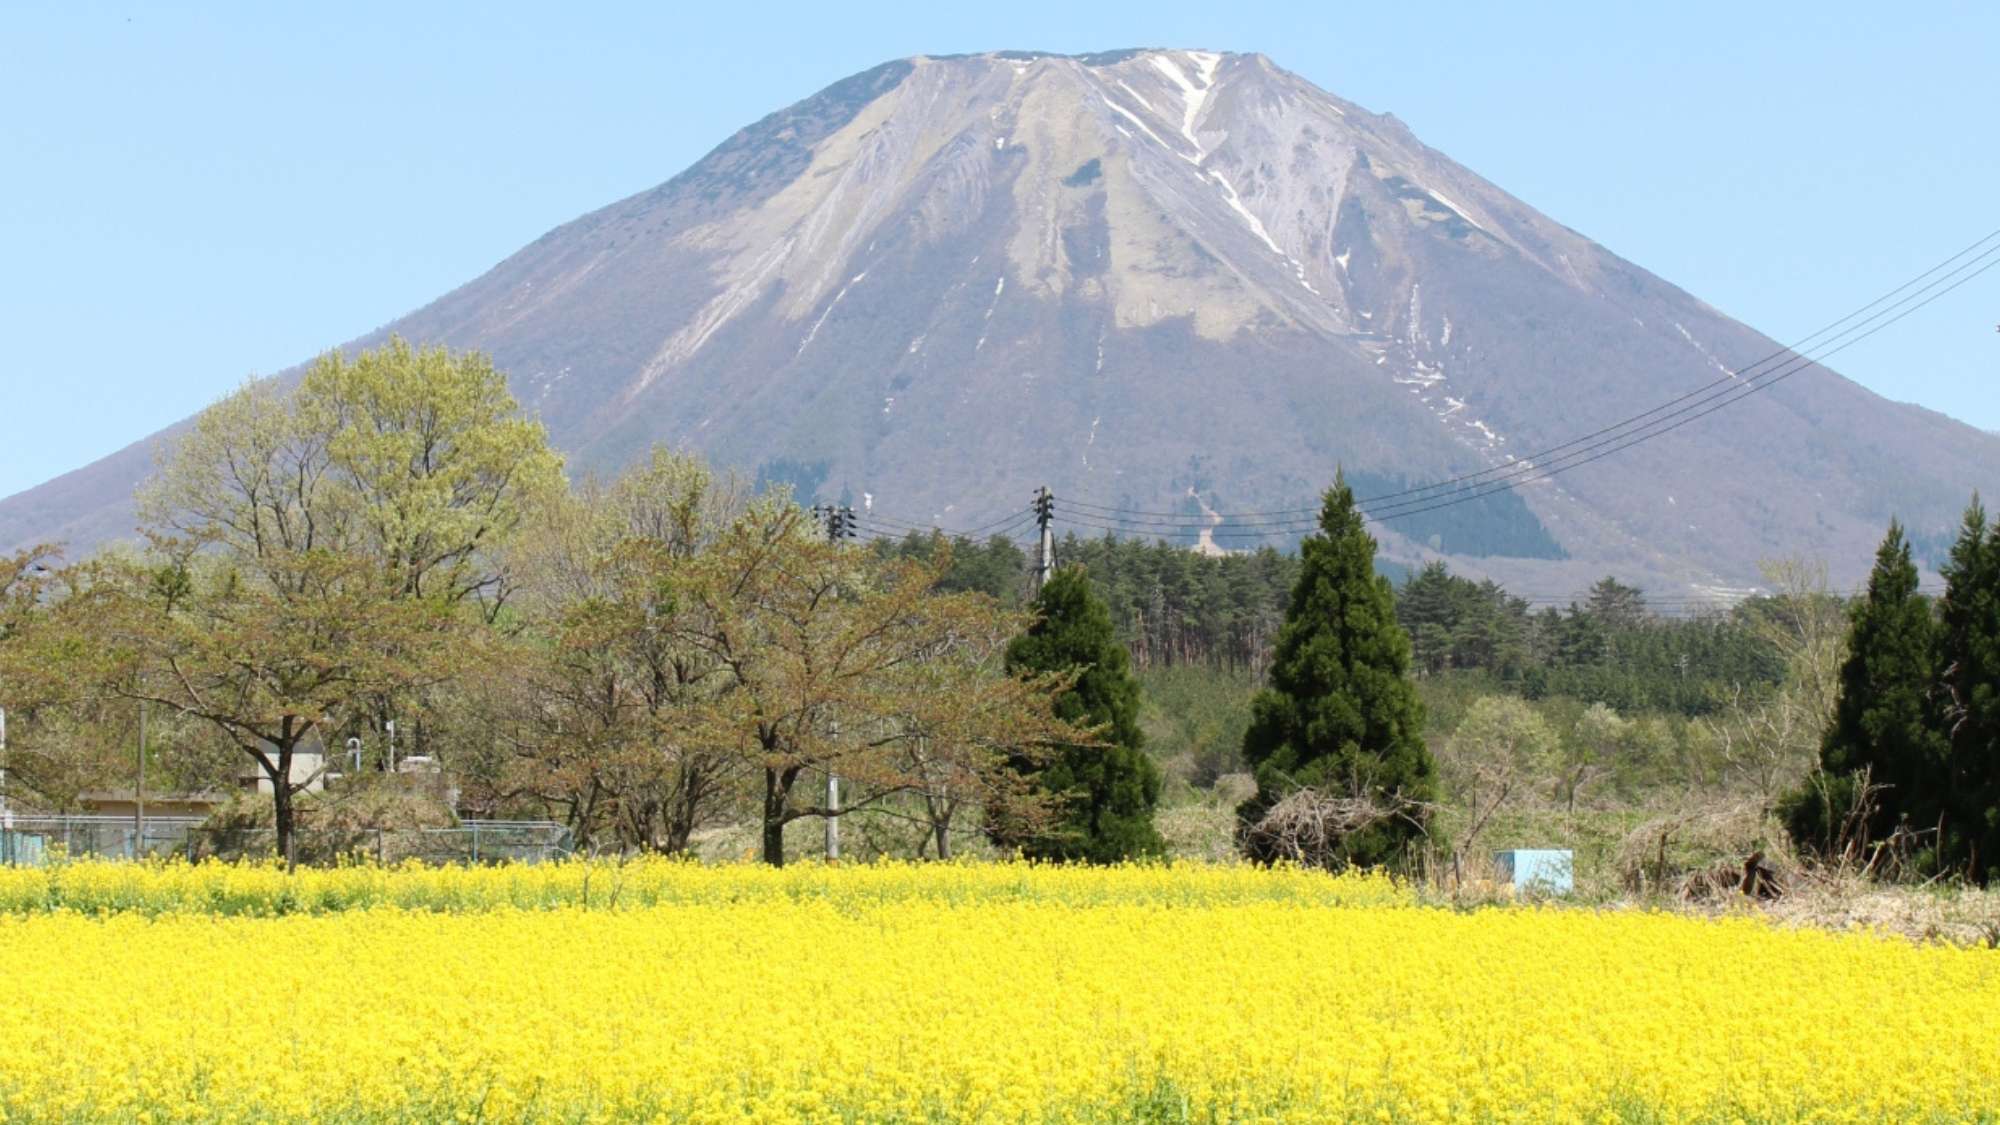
[813,502,855,861]
[134,701,147,855]
[811,503,856,545]
[0,706,11,847]
[1032,486,1056,592]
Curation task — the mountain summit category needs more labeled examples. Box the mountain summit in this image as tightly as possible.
[5,49,1995,589]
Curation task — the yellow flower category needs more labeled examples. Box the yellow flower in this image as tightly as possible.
[0,857,1991,1121]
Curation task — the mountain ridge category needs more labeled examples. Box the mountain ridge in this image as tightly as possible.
[5,48,1995,593]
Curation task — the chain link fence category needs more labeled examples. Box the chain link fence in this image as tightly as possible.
[0,816,572,866]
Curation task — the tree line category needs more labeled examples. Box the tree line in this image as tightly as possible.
[0,341,1160,866]
[15,338,1990,884]
[874,531,1791,720]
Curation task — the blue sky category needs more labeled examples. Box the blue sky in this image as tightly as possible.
[3,1,1995,499]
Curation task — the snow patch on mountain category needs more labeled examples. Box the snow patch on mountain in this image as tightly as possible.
[797,271,868,357]
[1425,189,1489,236]
[1103,97,1173,151]
[1674,322,1739,380]
[1148,53,1212,156]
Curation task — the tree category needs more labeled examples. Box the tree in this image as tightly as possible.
[142,338,566,617]
[0,548,110,808]
[1706,680,1823,806]
[1238,477,1436,868]
[1398,562,1460,676]
[1558,702,1627,813]
[1749,557,1851,726]
[1395,563,1531,679]
[1935,498,2000,881]
[1585,577,1648,632]
[461,450,754,852]
[1442,695,1557,858]
[0,547,58,707]
[674,506,1070,866]
[79,549,452,863]
[0,546,55,633]
[1000,566,1164,863]
[894,594,1057,860]
[93,338,563,860]
[1780,521,1944,864]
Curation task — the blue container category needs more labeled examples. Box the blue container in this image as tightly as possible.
[1494,849,1573,894]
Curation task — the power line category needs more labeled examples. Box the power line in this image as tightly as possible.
[1060,228,2000,526]
[1353,228,2000,509]
[1353,248,2000,525]
[823,227,1999,556]
[852,512,950,532]
[955,507,1043,536]
[1055,244,2000,539]
[856,503,1039,539]
[855,507,1037,540]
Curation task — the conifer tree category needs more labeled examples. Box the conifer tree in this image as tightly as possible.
[1238,476,1435,868]
[1398,562,1460,675]
[1935,497,2000,881]
[1002,566,1164,863]
[1780,520,1943,859]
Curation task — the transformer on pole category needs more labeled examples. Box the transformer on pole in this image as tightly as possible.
[1032,486,1055,592]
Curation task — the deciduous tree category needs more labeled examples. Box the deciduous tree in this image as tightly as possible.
[90,338,564,859]
[675,507,1070,866]
[464,451,754,852]
[78,549,452,862]
[1442,695,1556,858]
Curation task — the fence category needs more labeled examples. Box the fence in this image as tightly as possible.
[0,815,207,865]
[0,816,572,866]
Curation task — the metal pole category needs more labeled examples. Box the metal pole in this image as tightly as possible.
[0,705,11,845]
[825,759,841,862]
[819,507,851,863]
[135,701,147,855]
[1033,486,1055,591]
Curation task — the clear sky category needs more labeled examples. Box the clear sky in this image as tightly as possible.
[3,1,1995,499]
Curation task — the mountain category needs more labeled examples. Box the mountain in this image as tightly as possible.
[5,48,1996,592]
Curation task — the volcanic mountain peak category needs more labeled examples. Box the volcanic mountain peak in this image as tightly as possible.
[627,47,1561,363]
[4,48,1996,593]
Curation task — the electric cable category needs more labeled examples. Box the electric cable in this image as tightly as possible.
[1058,228,2000,524]
[1057,245,2000,536]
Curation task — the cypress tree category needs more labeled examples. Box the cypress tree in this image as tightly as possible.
[1935,497,2000,881]
[1238,476,1435,868]
[1780,520,1943,860]
[1002,566,1164,863]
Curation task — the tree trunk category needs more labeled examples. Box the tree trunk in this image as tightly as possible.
[271,771,296,871]
[662,761,715,856]
[761,766,798,867]
[662,813,695,857]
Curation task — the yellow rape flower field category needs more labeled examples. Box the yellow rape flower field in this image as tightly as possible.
[1,859,1995,1123]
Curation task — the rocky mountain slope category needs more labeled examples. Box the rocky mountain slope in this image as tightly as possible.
[5,48,1995,592]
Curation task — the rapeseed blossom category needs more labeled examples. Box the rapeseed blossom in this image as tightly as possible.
[0,858,1992,1122]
